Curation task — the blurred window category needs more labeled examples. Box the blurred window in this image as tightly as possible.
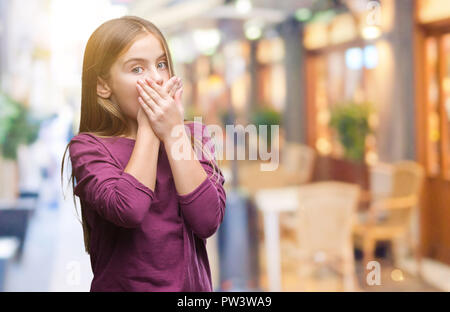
[308,44,379,161]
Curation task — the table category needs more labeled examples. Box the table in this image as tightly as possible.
[0,198,36,260]
[254,186,300,292]
[254,185,370,292]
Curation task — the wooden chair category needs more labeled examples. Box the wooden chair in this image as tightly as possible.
[353,161,425,272]
[235,143,316,246]
[281,143,316,185]
[281,181,360,291]
[278,143,316,235]
[237,162,293,195]
[237,143,316,193]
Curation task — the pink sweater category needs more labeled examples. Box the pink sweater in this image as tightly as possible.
[69,122,226,291]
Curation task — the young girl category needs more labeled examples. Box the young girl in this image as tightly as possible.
[61,16,226,292]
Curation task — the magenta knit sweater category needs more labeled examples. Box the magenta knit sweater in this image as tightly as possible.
[69,122,226,292]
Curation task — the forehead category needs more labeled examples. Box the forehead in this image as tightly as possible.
[119,33,165,62]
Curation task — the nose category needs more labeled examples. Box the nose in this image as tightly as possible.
[145,68,164,86]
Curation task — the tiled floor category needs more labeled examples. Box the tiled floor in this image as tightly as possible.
[3,191,92,292]
[1,190,445,292]
[257,243,442,292]
[3,205,59,291]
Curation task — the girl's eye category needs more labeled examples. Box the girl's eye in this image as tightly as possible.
[158,61,168,70]
[132,66,144,74]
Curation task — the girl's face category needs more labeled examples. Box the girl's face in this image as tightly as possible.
[97,33,170,120]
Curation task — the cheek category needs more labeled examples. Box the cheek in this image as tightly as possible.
[112,77,140,115]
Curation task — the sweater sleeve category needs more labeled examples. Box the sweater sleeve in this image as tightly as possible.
[69,133,155,228]
[176,123,226,239]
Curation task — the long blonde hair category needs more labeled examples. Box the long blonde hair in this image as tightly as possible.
[61,16,220,254]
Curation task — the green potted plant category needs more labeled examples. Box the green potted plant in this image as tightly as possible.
[249,105,282,149]
[329,101,374,162]
[0,92,41,199]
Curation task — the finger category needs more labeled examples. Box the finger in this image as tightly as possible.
[145,78,169,100]
[165,77,178,98]
[175,88,184,114]
[139,79,164,105]
[138,96,155,119]
[137,84,162,115]
[175,87,183,102]
[141,94,164,117]
[168,80,181,98]
[165,76,178,93]
[138,91,154,113]
[138,80,162,107]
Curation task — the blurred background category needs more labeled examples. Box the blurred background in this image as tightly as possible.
[0,0,450,292]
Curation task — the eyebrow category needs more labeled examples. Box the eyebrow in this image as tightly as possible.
[122,53,167,66]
